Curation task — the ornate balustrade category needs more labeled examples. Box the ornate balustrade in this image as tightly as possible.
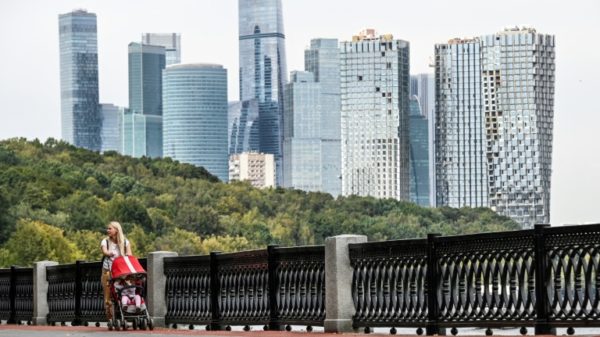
[163,245,325,330]
[0,224,598,335]
[545,224,600,326]
[350,238,429,328]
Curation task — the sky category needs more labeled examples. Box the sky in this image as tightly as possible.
[0,0,599,226]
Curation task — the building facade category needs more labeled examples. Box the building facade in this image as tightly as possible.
[229,152,275,188]
[408,97,430,206]
[410,73,436,205]
[124,43,166,158]
[283,38,341,196]
[340,29,410,200]
[163,64,229,182]
[58,9,101,151]
[237,0,288,184]
[435,27,555,228]
[142,33,181,66]
[99,103,124,153]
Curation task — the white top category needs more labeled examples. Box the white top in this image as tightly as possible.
[100,238,130,270]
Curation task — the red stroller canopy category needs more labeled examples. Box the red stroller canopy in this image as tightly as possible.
[111,256,146,279]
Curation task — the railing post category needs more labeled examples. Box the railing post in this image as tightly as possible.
[147,251,178,328]
[267,244,282,331]
[534,224,555,335]
[72,260,82,326]
[209,251,222,331]
[32,261,58,325]
[7,266,15,324]
[426,233,445,336]
[324,234,367,333]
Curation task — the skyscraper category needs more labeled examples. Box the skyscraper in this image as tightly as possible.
[163,64,229,181]
[58,9,101,151]
[142,33,181,65]
[99,103,124,153]
[411,74,436,206]
[408,97,430,206]
[435,27,555,228]
[238,0,288,184]
[283,38,341,196]
[124,43,166,158]
[340,29,410,200]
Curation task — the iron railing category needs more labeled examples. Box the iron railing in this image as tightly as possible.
[0,266,33,324]
[349,224,600,334]
[163,244,325,330]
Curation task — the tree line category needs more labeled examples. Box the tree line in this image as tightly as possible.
[0,138,519,267]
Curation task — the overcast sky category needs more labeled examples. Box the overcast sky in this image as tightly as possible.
[0,0,598,226]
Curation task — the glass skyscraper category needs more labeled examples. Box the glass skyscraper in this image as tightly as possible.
[410,74,436,205]
[99,103,124,153]
[163,64,229,182]
[340,29,410,200]
[142,33,181,66]
[435,27,555,228]
[124,43,166,158]
[408,97,430,206]
[283,38,341,196]
[237,0,288,185]
[58,9,101,151]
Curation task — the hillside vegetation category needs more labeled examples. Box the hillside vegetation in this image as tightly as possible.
[0,138,519,266]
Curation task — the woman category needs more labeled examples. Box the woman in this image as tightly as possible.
[100,221,132,321]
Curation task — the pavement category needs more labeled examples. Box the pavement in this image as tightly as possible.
[0,324,598,337]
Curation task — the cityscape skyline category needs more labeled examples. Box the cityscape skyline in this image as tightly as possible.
[0,0,598,226]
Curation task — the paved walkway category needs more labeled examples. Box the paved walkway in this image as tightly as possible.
[0,325,591,337]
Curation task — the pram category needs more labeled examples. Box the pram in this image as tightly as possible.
[108,255,154,331]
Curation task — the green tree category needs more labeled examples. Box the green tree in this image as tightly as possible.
[152,228,203,256]
[69,230,104,262]
[1,219,83,266]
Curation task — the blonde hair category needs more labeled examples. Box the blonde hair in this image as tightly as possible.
[108,221,126,256]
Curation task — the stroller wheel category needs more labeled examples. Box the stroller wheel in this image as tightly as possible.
[114,319,121,331]
[107,321,113,331]
[139,318,147,330]
[132,318,138,330]
[148,318,154,331]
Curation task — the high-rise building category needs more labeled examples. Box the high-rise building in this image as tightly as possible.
[229,152,275,188]
[340,29,410,200]
[142,33,181,66]
[283,38,341,196]
[122,111,162,158]
[410,74,436,206]
[124,43,166,158]
[163,64,229,181]
[435,27,555,228]
[408,97,430,206]
[58,9,101,151]
[238,0,288,185]
[99,103,124,153]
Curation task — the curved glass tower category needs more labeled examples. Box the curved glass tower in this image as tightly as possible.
[163,64,229,181]
[237,0,287,184]
[58,10,101,151]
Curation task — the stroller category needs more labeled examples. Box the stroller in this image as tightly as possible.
[108,256,154,331]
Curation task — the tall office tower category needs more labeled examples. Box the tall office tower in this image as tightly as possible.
[408,97,430,206]
[163,64,229,182]
[435,27,555,228]
[58,10,101,151]
[340,29,410,200]
[124,43,166,158]
[99,103,124,153]
[229,152,275,188]
[410,73,436,206]
[238,0,288,185]
[283,39,341,196]
[304,38,341,196]
[142,33,181,65]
